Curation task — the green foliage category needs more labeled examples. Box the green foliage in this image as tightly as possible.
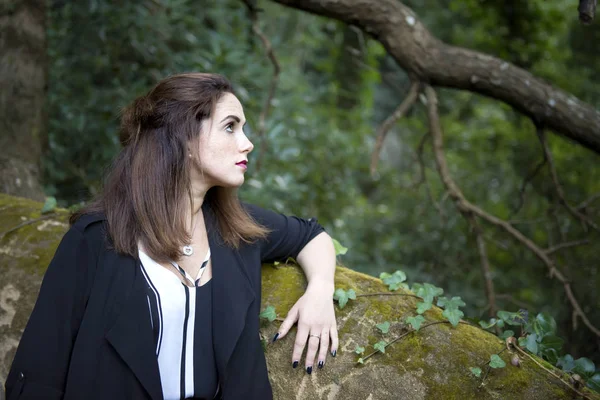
[489,354,506,369]
[41,197,57,214]
[259,305,277,322]
[333,288,356,309]
[437,296,466,327]
[355,345,365,355]
[374,340,387,354]
[406,315,426,331]
[379,270,408,291]
[412,283,444,304]
[470,367,482,377]
[332,238,348,256]
[376,321,390,334]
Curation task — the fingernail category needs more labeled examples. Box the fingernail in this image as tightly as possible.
[292,361,298,369]
[306,366,313,375]
[271,333,279,343]
[318,361,324,369]
[331,350,337,357]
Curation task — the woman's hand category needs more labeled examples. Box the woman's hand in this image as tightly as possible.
[273,280,338,374]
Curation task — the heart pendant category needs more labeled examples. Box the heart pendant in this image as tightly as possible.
[183,245,193,256]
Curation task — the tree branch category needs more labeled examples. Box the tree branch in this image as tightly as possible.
[536,126,600,232]
[370,81,420,176]
[424,85,600,338]
[242,0,281,171]
[470,215,498,318]
[545,239,590,255]
[511,154,546,218]
[579,0,598,24]
[271,0,600,154]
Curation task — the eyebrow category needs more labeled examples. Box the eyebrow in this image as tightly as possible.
[219,115,244,124]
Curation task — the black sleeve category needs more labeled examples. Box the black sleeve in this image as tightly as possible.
[5,226,95,400]
[244,203,326,263]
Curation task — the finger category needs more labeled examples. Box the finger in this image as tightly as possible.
[275,307,299,341]
[304,332,321,374]
[317,329,330,369]
[330,323,339,357]
[291,324,309,369]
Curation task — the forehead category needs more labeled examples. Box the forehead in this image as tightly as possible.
[214,92,245,120]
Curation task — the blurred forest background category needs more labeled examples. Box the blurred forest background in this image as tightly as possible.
[2,0,600,371]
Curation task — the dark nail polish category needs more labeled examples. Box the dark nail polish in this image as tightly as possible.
[271,333,279,343]
[331,350,337,357]
[306,366,313,375]
[318,361,324,369]
[292,361,298,369]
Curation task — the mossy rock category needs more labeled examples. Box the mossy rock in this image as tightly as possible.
[0,193,597,399]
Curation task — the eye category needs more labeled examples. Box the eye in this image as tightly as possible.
[225,122,234,133]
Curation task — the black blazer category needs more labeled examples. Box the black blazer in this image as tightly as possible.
[5,202,324,400]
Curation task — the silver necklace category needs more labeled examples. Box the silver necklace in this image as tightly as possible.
[182,213,200,256]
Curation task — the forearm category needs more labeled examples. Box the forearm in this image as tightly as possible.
[296,232,336,293]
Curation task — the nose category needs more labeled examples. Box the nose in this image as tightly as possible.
[240,133,254,153]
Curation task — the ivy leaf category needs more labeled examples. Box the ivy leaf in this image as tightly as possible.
[333,288,356,309]
[497,310,525,326]
[379,270,407,291]
[413,283,444,303]
[499,330,515,340]
[376,321,390,334]
[470,367,482,378]
[355,345,365,355]
[573,357,596,379]
[259,306,276,322]
[332,238,348,256]
[442,307,464,327]
[529,312,557,337]
[374,340,387,353]
[416,302,432,314]
[41,196,57,214]
[540,335,564,353]
[357,357,364,364]
[479,318,497,329]
[525,334,539,354]
[518,337,527,348]
[406,315,426,331]
[437,296,466,310]
[588,373,600,392]
[489,354,506,369]
[557,354,575,372]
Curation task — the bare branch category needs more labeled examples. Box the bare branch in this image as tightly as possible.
[545,239,590,255]
[470,215,498,317]
[536,126,600,232]
[242,0,281,171]
[511,154,546,218]
[370,81,420,176]
[577,191,600,210]
[425,85,600,338]
[579,0,598,24]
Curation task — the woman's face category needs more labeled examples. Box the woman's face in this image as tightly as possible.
[192,92,254,189]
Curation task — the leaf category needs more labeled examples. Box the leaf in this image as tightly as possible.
[376,321,390,334]
[470,367,482,378]
[333,288,355,309]
[540,335,564,353]
[374,340,387,353]
[41,196,57,214]
[416,302,432,314]
[259,306,276,322]
[414,283,444,303]
[332,238,348,256]
[355,345,365,355]
[573,357,596,379]
[437,296,466,310]
[518,337,527,348]
[357,358,364,364]
[406,315,426,331]
[442,307,464,327]
[588,373,600,392]
[489,354,506,369]
[479,318,497,329]
[499,330,515,340]
[379,270,407,291]
[529,312,557,337]
[557,354,575,372]
[525,334,539,354]
[497,310,525,326]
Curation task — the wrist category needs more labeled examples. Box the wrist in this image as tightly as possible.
[306,279,335,294]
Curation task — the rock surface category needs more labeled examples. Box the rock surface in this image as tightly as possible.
[0,193,597,399]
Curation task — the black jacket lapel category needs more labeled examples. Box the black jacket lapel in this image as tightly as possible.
[204,203,256,382]
[105,260,162,400]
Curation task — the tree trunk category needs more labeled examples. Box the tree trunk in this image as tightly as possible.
[271,0,600,155]
[0,0,47,201]
[1,193,598,399]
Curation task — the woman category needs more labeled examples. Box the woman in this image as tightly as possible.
[6,73,338,400]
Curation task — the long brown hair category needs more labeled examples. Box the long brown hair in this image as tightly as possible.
[71,73,269,263]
